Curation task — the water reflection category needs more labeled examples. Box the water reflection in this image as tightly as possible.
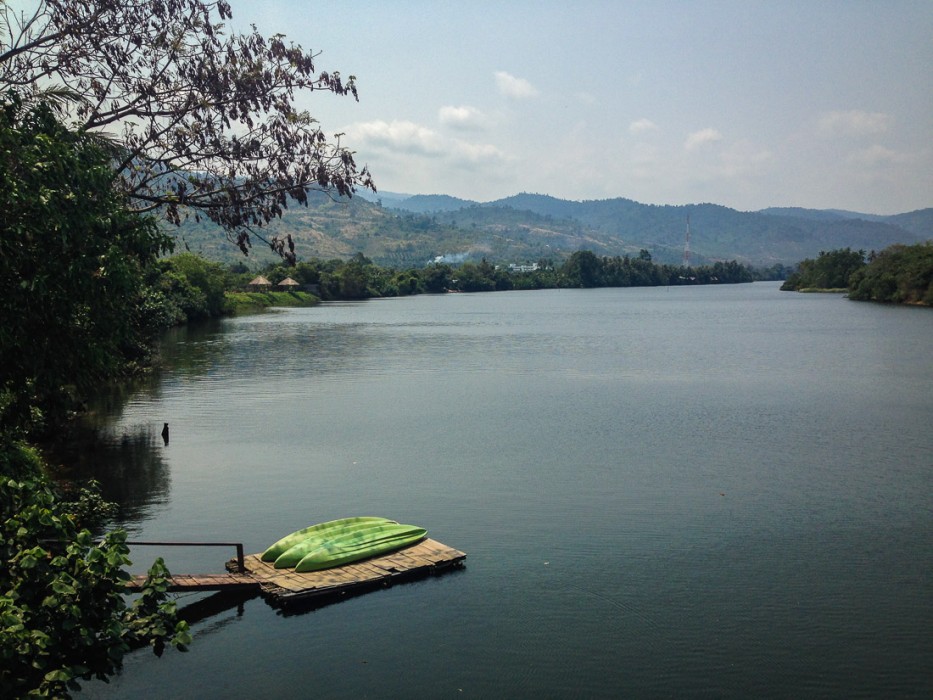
[50,319,233,526]
[48,423,171,526]
[157,319,231,377]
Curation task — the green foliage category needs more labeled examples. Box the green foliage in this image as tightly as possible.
[332,258,372,299]
[848,243,933,305]
[57,480,119,533]
[559,251,752,289]
[0,94,171,434]
[780,248,866,291]
[389,271,424,296]
[143,253,233,328]
[225,291,318,313]
[562,250,605,287]
[455,261,498,292]
[421,264,454,293]
[0,443,189,699]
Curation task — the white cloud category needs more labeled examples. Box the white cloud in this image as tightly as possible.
[629,118,659,135]
[438,105,489,130]
[345,119,507,168]
[494,70,539,99]
[684,128,723,151]
[348,119,444,156]
[818,110,891,137]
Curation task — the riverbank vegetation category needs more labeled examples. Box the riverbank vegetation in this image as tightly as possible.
[231,248,756,302]
[848,243,933,305]
[780,248,867,292]
[781,244,933,305]
[226,290,319,313]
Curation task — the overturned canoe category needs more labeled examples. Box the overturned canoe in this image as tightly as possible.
[294,523,428,573]
[273,520,396,569]
[261,516,394,563]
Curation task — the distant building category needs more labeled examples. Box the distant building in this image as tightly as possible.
[508,263,539,273]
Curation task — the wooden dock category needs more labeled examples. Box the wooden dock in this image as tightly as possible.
[229,537,466,606]
[127,538,465,607]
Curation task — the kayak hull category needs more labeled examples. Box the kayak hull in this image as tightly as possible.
[273,520,397,569]
[294,525,428,572]
[261,516,393,562]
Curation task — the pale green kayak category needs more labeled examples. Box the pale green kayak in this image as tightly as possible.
[261,516,394,562]
[273,519,396,569]
[294,523,428,573]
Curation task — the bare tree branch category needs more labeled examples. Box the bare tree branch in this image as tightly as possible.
[0,0,375,261]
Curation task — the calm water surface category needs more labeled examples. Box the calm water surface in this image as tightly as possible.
[69,283,932,698]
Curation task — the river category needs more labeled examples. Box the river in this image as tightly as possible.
[70,282,932,698]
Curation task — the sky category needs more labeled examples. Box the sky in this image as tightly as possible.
[229,1,932,214]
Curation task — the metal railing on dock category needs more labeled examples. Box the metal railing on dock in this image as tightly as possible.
[126,541,246,573]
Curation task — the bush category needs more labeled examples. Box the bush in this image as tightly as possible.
[0,443,190,698]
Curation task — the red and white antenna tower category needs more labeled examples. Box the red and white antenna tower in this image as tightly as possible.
[682,214,691,268]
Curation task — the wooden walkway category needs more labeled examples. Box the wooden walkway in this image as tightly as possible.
[127,538,465,607]
[126,572,258,593]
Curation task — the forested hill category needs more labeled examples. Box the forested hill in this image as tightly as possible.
[173,189,930,269]
[386,192,930,263]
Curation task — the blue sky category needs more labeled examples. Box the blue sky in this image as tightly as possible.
[231,1,932,214]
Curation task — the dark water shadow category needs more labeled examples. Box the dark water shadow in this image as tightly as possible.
[273,564,467,618]
[177,590,259,627]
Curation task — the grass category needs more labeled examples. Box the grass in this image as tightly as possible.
[225,290,319,314]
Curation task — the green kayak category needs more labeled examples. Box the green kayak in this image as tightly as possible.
[294,523,428,573]
[273,519,397,569]
[261,516,394,562]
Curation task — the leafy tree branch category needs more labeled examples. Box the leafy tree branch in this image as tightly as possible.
[1,0,375,261]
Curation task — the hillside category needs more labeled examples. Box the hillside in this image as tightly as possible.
[169,190,930,269]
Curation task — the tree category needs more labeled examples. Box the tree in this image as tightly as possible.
[781,248,866,291]
[158,253,230,319]
[0,94,171,433]
[335,259,371,299]
[454,262,496,292]
[848,242,933,305]
[0,0,375,261]
[421,263,453,293]
[562,250,602,287]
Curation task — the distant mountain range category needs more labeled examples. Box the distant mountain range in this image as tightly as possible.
[171,189,931,269]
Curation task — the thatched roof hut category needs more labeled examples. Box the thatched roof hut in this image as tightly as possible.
[277,277,300,288]
[248,275,271,287]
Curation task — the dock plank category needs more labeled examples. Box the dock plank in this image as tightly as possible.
[126,572,258,593]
